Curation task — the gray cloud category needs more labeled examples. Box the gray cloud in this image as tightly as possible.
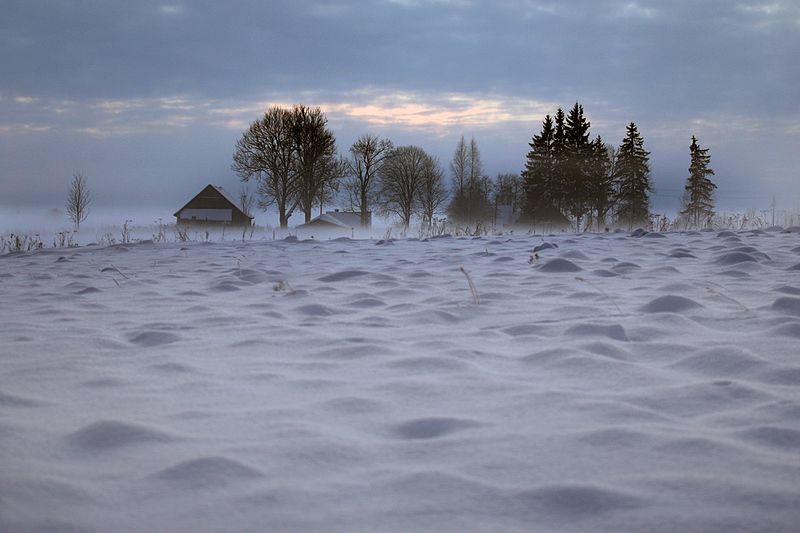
[1,0,798,214]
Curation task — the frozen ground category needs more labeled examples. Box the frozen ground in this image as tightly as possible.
[1,228,800,532]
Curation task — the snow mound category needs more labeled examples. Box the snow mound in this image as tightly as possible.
[319,269,369,282]
[771,297,800,316]
[67,420,174,451]
[641,295,703,313]
[713,252,759,265]
[128,329,181,348]
[564,323,628,341]
[735,426,800,451]
[537,258,582,272]
[515,484,645,516]
[670,347,766,376]
[533,242,558,252]
[126,330,182,347]
[770,322,800,338]
[155,457,263,487]
[0,389,44,407]
[294,304,338,316]
[392,417,480,440]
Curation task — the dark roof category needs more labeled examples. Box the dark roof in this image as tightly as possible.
[296,210,362,229]
[174,184,253,219]
[296,213,352,229]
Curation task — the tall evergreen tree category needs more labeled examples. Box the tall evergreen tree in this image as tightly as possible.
[522,114,568,227]
[550,108,568,214]
[679,135,716,228]
[563,103,592,230]
[614,122,652,229]
[587,136,615,230]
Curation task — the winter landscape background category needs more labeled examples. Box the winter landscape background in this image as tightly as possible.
[3,1,799,531]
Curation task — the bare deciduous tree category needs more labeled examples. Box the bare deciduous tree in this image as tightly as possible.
[66,173,91,230]
[239,184,254,217]
[447,136,491,223]
[233,105,340,228]
[450,135,469,196]
[292,105,339,223]
[417,155,448,230]
[344,134,393,227]
[492,172,525,223]
[377,145,430,228]
[232,106,297,228]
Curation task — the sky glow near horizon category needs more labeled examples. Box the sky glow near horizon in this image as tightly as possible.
[1,0,799,221]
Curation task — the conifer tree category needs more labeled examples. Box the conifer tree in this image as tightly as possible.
[563,102,592,230]
[522,114,567,226]
[550,108,568,213]
[587,136,615,230]
[614,122,652,229]
[679,135,716,229]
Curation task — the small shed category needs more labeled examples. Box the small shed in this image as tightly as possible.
[174,184,253,226]
[296,210,367,230]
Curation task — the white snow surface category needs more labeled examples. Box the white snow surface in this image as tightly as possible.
[2,228,800,532]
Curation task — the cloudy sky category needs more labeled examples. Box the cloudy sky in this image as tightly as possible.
[1,0,798,222]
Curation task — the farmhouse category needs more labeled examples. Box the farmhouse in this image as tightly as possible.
[174,184,253,226]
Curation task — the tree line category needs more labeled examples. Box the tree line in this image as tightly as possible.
[521,102,716,231]
[232,103,716,231]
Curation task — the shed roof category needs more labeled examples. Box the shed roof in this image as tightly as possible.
[296,213,352,229]
[174,184,253,219]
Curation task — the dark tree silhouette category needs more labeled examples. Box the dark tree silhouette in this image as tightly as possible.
[614,122,652,229]
[377,145,430,228]
[522,114,569,227]
[450,135,469,197]
[417,154,448,230]
[563,102,593,230]
[447,136,491,223]
[587,136,616,231]
[232,106,297,228]
[679,135,717,229]
[66,172,91,230]
[345,134,393,227]
[492,172,525,224]
[550,107,568,214]
[292,106,339,223]
[233,106,339,228]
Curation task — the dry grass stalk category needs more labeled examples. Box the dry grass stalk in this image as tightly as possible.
[460,266,480,305]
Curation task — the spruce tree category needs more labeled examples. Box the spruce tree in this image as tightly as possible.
[587,136,615,231]
[550,108,568,214]
[614,122,652,229]
[522,115,568,227]
[679,135,716,229]
[564,102,592,230]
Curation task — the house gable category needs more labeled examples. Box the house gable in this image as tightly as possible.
[174,184,253,225]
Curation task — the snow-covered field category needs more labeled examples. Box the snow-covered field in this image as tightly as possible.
[2,228,800,532]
